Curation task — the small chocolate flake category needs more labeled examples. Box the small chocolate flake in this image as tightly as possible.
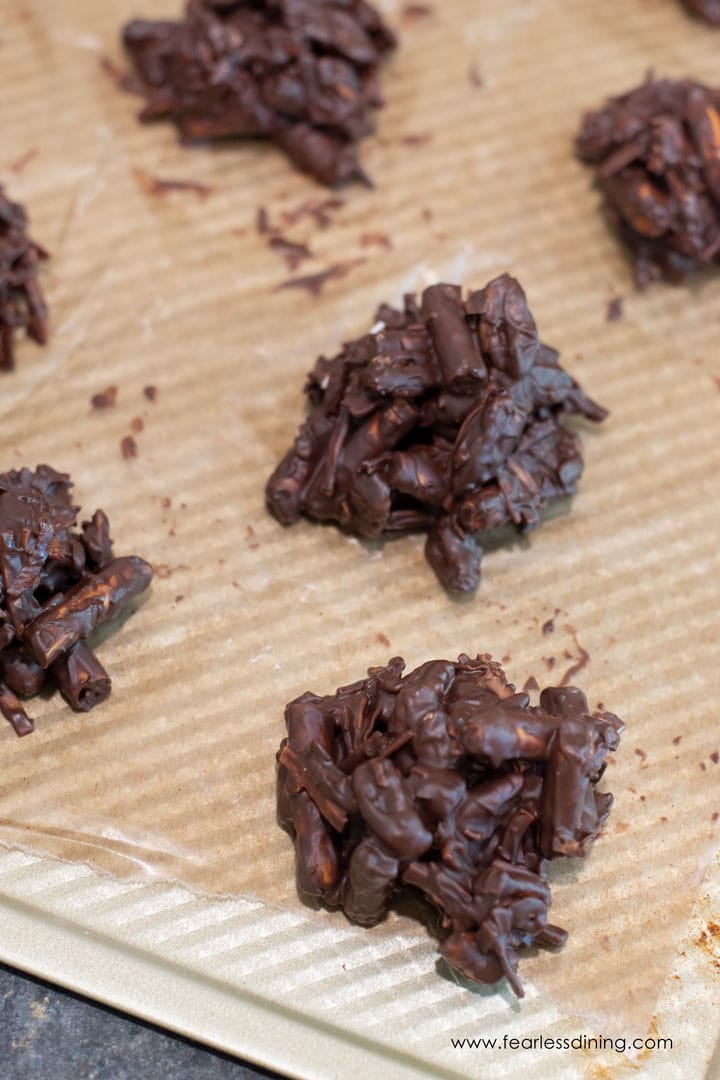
[400,133,434,147]
[522,675,540,693]
[606,296,624,322]
[246,525,259,550]
[468,62,483,89]
[269,235,313,272]
[635,748,647,763]
[700,761,707,770]
[401,3,432,20]
[711,751,719,764]
[713,812,719,822]
[120,435,138,460]
[542,617,555,635]
[360,232,393,250]
[133,168,212,200]
[143,384,157,402]
[91,386,118,410]
[376,632,391,648]
[673,735,682,745]
[130,417,144,434]
[278,258,365,297]
[9,148,38,175]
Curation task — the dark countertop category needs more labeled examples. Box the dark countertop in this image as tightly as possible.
[0,962,283,1080]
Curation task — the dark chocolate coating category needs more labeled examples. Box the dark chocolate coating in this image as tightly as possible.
[267,275,605,592]
[0,186,48,371]
[276,654,623,996]
[0,466,153,736]
[121,0,396,187]
[577,75,720,285]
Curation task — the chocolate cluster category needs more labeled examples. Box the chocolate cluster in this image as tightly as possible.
[277,654,622,996]
[0,186,48,371]
[577,75,720,285]
[122,0,396,187]
[0,466,153,736]
[266,274,605,592]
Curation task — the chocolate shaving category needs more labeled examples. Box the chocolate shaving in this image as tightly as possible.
[133,168,213,200]
[0,185,49,371]
[277,653,623,996]
[266,274,606,592]
[277,258,364,296]
[0,465,153,736]
[606,296,624,322]
[578,75,720,285]
[121,0,396,187]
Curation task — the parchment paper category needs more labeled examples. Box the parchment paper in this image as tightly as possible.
[1,0,719,1069]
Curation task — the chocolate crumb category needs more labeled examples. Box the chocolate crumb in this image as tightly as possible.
[0,465,152,735]
[0,185,49,371]
[266,274,605,592]
[468,62,483,89]
[673,735,682,745]
[130,417,144,434]
[175,594,184,603]
[711,751,719,764]
[700,761,707,771]
[91,386,118,410]
[522,675,540,693]
[544,657,556,672]
[245,525,259,550]
[376,632,391,648]
[277,653,623,997]
[635,748,647,762]
[542,617,556,635]
[143,385,157,402]
[120,435,138,460]
[122,2,396,187]
[606,296,624,322]
[713,812,719,822]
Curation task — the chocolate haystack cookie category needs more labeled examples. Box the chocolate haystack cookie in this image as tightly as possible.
[0,466,153,737]
[277,653,623,996]
[684,0,720,23]
[122,0,396,187]
[266,274,606,592]
[577,75,720,285]
[0,185,48,371]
